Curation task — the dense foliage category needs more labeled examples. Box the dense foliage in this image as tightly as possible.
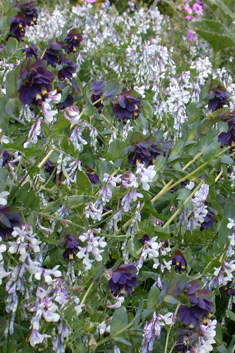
[0,0,235,352]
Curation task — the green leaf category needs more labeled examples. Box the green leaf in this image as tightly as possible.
[227,335,235,353]
[6,37,18,54]
[220,154,233,165]
[134,300,143,326]
[228,310,235,322]
[106,139,126,161]
[164,295,179,305]
[129,131,144,144]
[155,227,170,240]
[189,20,235,53]
[6,68,18,98]
[114,337,132,346]
[103,82,120,99]
[0,169,8,192]
[110,307,128,337]
[147,286,160,309]
[141,101,153,119]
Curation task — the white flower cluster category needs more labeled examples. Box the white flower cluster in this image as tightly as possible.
[137,236,171,272]
[191,319,217,353]
[77,228,107,271]
[85,165,156,224]
[187,182,209,230]
[209,260,235,289]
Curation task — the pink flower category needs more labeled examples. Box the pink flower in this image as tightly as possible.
[186,15,191,20]
[86,0,96,2]
[188,30,195,41]
[184,4,193,13]
[193,3,203,13]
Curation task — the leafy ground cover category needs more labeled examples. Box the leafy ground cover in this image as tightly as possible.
[0,0,235,352]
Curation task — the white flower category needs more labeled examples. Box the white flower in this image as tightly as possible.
[42,101,58,123]
[227,218,235,229]
[0,191,9,205]
[64,106,80,124]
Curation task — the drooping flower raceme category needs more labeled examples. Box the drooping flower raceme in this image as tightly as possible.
[141,312,174,353]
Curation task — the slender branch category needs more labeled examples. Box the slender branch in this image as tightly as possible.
[162,179,205,230]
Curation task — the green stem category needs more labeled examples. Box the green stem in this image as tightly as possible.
[38,212,85,230]
[164,303,180,353]
[80,282,95,305]
[95,321,134,351]
[162,179,205,230]
[151,151,203,204]
[37,148,54,168]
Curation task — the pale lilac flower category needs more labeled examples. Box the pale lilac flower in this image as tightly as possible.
[0,128,9,144]
[30,330,50,347]
[0,261,11,284]
[141,312,173,352]
[107,295,125,309]
[121,188,143,212]
[210,260,235,288]
[27,117,42,144]
[84,201,103,222]
[64,106,80,124]
[70,126,88,151]
[136,164,156,191]
[42,101,58,123]
[47,90,61,104]
[192,319,216,353]
[77,228,107,270]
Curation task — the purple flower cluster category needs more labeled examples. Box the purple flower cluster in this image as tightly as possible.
[8,1,38,41]
[19,59,55,106]
[178,280,213,325]
[108,264,138,294]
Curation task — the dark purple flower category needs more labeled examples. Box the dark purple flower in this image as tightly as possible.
[227,288,235,296]
[9,13,26,41]
[113,93,141,123]
[139,234,150,245]
[63,234,79,261]
[91,94,104,112]
[45,160,62,183]
[85,167,100,184]
[205,83,230,111]
[58,58,76,80]
[1,151,10,165]
[19,59,55,106]
[174,331,194,353]
[22,43,38,59]
[178,280,213,325]
[108,264,138,294]
[128,135,173,165]
[58,94,74,109]
[63,29,83,54]
[0,206,22,241]
[19,1,38,26]
[200,209,216,230]
[43,42,65,67]
[172,250,187,272]
[218,118,235,147]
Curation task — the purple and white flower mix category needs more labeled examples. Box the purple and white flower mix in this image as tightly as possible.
[1,0,235,352]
